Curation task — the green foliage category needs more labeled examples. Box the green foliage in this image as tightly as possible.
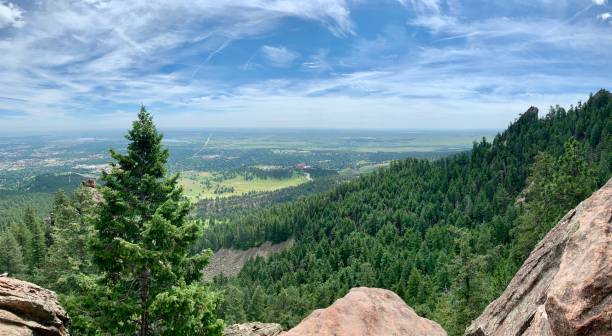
[0,229,26,275]
[0,206,49,279]
[23,172,85,192]
[150,282,224,336]
[43,187,97,292]
[87,107,222,335]
[23,207,47,269]
[207,90,611,335]
[0,190,52,232]
[10,222,33,267]
[511,138,598,262]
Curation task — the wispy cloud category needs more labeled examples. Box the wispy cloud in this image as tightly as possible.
[397,0,441,13]
[302,49,332,72]
[0,0,610,133]
[261,45,300,68]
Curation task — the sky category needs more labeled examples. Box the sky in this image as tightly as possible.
[0,0,611,133]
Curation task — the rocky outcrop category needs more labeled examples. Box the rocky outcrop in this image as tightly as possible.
[0,276,70,336]
[465,179,612,336]
[203,239,294,281]
[224,322,283,336]
[81,178,103,204]
[282,287,447,336]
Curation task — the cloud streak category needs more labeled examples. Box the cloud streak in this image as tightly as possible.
[0,0,610,133]
[261,45,300,68]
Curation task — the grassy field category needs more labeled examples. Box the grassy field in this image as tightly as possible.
[179,170,310,201]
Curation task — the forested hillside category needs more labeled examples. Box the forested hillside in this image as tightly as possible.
[0,190,52,231]
[205,90,611,335]
[0,91,609,336]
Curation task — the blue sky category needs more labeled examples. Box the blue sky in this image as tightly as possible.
[0,0,611,133]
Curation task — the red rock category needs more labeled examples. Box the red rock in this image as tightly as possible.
[465,178,612,336]
[0,277,70,336]
[282,287,447,336]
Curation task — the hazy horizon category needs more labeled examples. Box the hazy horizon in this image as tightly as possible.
[0,126,503,138]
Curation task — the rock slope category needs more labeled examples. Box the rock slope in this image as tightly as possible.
[203,239,294,281]
[224,322,283,336]
[282,287,447,336]
[465,178,612,336]
[0,276,70,336]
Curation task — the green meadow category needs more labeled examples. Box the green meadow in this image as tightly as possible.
[179,170,310,201]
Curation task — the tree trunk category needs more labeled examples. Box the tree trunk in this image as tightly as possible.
[139,268,151,336]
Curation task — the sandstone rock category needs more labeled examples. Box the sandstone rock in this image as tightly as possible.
[282,287,447,336]
[223,322,283,336]
[0,277,70,336]
[465,178,612,336]
[81,178,103,204]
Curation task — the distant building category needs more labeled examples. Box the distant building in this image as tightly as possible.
[295,163,311,170]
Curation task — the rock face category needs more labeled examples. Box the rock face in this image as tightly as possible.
[81,178,103,204]
[224,322,283,336]
[81,178,96,188]
[282,287,447,336]
[465,178,612,336]
[203,239,294,281]
[0,276,70,336]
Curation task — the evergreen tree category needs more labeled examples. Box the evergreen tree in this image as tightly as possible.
[512,138,598,262]
[9,222,32,269]
[23,207,46,268]
[89,107,222,335]
[44,187,96,292]
[45,190,75,247]
[0,230,25,275]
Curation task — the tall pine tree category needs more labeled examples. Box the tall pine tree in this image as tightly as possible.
[0,230,25,276]
[89,107,222,335]
[23,206,47,269]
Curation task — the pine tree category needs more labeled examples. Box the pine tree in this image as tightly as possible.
[512,138,598,262]
[0,230,25,275]
[45,190,76,247]
[44,186,96,292]
[23,207,46,268]
[9,222,32,269]
[89,107,222,335]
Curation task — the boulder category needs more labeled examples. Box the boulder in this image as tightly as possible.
[0,276,70,336]
[282,287,447,336]
[81,178,103,204]
[465,178,612,336]
[224,322,283,336]
[81,179,96,188]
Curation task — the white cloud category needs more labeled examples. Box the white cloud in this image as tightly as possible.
[397,0,441,13]
[0,0,610,133]
[409,14,612,49]
[261,45,300,67]
[0,1,24,28]
[0,0,354,124]
[598,12,612,20]
[593,0,607,5]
